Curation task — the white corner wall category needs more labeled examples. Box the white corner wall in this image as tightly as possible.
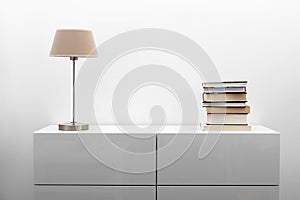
[1,0,300,199]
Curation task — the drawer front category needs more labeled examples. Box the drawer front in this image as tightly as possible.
[158,186,278,200]
[35,186,155,200]
[158,134,279,185]
[34,134,155,184]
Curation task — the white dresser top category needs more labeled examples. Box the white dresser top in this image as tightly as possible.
[34,125,279,135]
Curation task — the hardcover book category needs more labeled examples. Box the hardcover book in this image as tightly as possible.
[202,102,247,107]
[202,81,247,88]
[203,93,247,102]
[204,87,246,93]
[206,106,250,114]
[207,114,248,125]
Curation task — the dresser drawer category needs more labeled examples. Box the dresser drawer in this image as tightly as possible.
[158,133,279,185]
[158,186,279,200]
[34,133,155,184]
[35,186,155,200]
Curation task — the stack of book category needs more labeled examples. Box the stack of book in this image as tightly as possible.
[202,81,251,131]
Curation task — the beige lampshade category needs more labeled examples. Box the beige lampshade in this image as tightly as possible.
[50,29,97,57]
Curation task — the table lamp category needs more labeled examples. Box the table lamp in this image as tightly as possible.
[50,29,97,131]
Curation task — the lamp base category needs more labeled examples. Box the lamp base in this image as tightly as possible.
[58,123,89,131]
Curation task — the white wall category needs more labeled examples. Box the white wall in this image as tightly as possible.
[1,0,300,199]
